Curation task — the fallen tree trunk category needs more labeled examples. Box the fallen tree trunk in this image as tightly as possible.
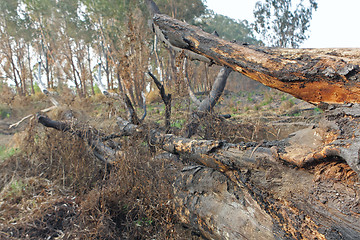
[36,114,360,239]
[149,126,360,239]
[34,5,360,238]
[153,14,360,105]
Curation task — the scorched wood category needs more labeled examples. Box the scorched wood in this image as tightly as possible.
[153,14,360,104]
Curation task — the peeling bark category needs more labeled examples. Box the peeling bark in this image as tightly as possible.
[279,104,360,176]
[149,129,360,239]
[37,114,360,239]
[153,14,360,104]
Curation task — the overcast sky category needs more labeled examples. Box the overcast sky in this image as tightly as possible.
[204,0,360,48]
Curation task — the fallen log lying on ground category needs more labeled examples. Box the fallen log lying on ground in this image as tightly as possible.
[33,3,360,238]
[151,12,360,177]
[36,114,360,239]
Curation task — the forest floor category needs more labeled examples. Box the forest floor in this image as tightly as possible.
[0,87,322,239]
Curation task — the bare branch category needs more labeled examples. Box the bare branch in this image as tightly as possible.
[198,67,232,112]
[37,114,116,165]
[184,58,201,106]
[148,71,172,132]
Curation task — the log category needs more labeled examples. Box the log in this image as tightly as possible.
[37,114,360,239]
[34,8,360,238]
[174,166,275,240]
[153,14,360,104]
[149,129,360,239]
[278,104,360,176]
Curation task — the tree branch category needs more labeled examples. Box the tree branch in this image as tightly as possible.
[153,14,360,104]
[37,114,116,165]
[148,71,171,132]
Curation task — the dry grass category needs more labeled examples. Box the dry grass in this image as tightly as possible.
[0,102,189,239]
[0,85,318,239]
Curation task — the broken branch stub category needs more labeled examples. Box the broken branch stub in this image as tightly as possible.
[153,14,360,104]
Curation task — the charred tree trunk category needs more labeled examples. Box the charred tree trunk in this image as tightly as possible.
[34,4,360,239]
[37,114,360,239]
[148,126,360,239]
[152,14,360,105]
[148,71,172,133]
[151,12,360,176]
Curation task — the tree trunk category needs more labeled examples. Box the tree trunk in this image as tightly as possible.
[148,127,360,239]
[37,114,360,239]
[153,14,360,105]
[28,43,35,95]
[35,7,360,239]
[87,45,95,95]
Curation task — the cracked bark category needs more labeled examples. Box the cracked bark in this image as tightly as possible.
[153,14,360,105]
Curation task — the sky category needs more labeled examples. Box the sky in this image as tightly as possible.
[204,0,360,48]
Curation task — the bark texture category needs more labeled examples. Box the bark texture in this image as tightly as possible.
[149,129,360,239]
[37,114,360,239]
[34,9,360,239]
[153,14,360,104]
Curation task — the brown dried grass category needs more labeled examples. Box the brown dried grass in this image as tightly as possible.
[0,107,187,239]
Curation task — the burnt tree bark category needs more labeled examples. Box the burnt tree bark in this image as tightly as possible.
[152,14,360,105]
[148,9,359,239]
[37,114,360,239]
[148,124,360,239]
[183,65,232,138]
[34,5,360,239]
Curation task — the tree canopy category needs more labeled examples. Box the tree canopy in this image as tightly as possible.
[0,0,318,97]
[253,0,318,48]
[195,10,261,45]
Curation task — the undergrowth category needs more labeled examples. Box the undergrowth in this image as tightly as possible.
[0,111,187,239]
[0,88,316,239]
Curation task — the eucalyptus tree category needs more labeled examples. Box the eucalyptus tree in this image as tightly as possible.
[0,0,35,95]
[253,0,318,48]
[23,0,60,89]
[195,10,261,44]
[56,0,96,97]
[81,0,153,105]
[155,0,206,23]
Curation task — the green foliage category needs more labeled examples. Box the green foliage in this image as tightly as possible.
[171,119,186,129]
[0,146,19,161]
[247,92,254,102]
[93,84,101,95]
[33,83,41,93]
[288,98,295,107]
[135,217,154,227]
[195,11,260,44]
[261,96,273,106]
[313,107,323,114]
[6,179,26,198]
[155,0,206,23]
[0,104,11,119]
[253,0,318,47]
